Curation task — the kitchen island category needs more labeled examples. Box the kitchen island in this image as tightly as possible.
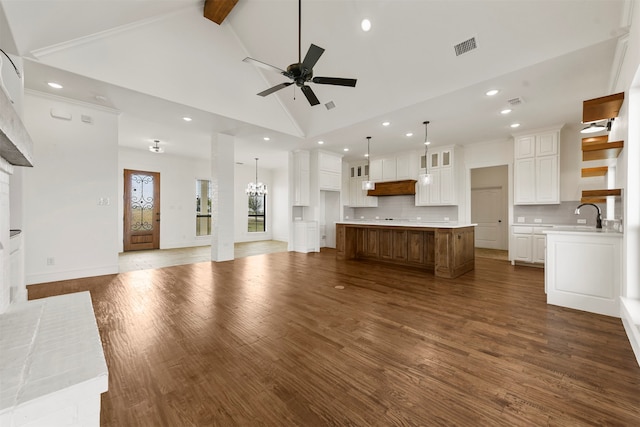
[336,221,475,278]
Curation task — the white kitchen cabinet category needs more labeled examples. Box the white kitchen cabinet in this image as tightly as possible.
[514,127,561,205]
[318,151,342,191]
[369,152,417,182]
[293,150,310,206]
[545,229,622,317]
[510,225,551,264]
[415,145,457,206]
[348,162,378,207]
[293,220,318,253]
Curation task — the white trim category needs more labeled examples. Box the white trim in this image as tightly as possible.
[621,297,640,367]
[26,265,118,286]
[24,89,121,114]
[30,4,200,59]
[609,35,629,94]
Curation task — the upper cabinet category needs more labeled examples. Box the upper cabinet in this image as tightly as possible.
[415,145,458,206]
[317,151,342,191]
[292,150,310,206]
[369,152,418,183]
[513,127,561,205]
[347,161,378,207]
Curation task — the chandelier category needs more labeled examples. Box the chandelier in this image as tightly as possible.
[418,121,432,185]
[246,157,267,196]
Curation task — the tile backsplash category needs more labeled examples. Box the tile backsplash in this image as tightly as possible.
[346,195,458,222]
[513,200,622,227]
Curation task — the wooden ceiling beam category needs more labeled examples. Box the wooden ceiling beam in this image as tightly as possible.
[204,0,238,25]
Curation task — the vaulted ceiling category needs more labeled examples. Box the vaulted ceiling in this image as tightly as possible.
[0,0,630,168]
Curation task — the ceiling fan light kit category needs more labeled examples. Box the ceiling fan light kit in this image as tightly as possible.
[149,140,164,154]
[243,0,357,106]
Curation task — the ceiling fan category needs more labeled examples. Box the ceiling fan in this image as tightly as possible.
[242,0,357,106]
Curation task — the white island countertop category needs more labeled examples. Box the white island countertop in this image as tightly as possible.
[337,220,476,229]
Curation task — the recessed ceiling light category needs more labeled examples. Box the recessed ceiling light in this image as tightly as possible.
[317,140,324,145]
[364,153,369,157]
[183,117,192,122]
[95,95,107,102]
[361,18,371,32]
[424,141,431,145]
[263,137,270,141]
[48,82,63,89]
[406,132,413,137]
[500,109,512,115]
[510,123,521,128]
[343,148,349,152]
[382,121,390,126]
[485,89,499,96]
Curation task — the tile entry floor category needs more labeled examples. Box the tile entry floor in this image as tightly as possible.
[118,240,288,273]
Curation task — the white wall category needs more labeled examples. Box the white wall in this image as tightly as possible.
[118,146,211,251]
[23,92,119,284]
[271,165,289,242]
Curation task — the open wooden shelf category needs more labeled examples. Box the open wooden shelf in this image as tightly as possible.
[582,135,624,161]
[583,92,624,123]
[580,197,607,204]
[581,166,608,178]
[580,188,622,204]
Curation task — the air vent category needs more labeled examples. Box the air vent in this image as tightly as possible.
[507,97,525,106]
[454,37,477,56]
[325,101,336,110]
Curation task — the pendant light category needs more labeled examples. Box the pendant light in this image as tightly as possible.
[246,158,267,196]
[418,121,432,185]
[580,121,607,134]
[362,136,375,190]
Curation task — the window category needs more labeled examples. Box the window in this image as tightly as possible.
[248,194,266,232]
[196,179,212,236]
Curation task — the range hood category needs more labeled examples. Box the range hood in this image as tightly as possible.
[366,180,417,196]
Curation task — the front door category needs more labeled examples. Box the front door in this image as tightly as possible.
[124,169,160,251]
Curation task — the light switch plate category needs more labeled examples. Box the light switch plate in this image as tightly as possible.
[577,219,587,224]
[517,217,525,223]
[534,218,542,223]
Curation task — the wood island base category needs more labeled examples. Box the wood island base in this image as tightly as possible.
[336,223,475,279]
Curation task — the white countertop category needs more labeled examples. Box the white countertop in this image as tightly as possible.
[0,291,108,419]
[337,220,476,229]
[543,226,623,236]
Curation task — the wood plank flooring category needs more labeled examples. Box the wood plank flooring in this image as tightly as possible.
[28,250,640,426]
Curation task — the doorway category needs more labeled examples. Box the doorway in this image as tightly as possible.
[471,166,508,250]
[320,191,340,248]
[124,169,160,251]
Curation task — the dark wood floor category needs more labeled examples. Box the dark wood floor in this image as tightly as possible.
[28,249,640,426]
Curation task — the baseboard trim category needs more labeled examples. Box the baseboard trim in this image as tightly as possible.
[620,297,640,367]
[27,265,118,286]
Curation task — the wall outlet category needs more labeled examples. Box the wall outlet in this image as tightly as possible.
[375,216,380,219]
[533,218,542,223]
[517,217,525,223]
[46,257,55,266]
[416,217,421,220]
[444,217,450,221]
[577,219,587,224]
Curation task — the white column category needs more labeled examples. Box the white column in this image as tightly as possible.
[211,134,235,261]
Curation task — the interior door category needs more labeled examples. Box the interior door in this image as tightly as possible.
[471,187,504,249]
[124,169,160,251]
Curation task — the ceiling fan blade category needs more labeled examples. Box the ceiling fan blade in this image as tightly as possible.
[301,85,320,106]
[257,82,293,97]
[302,44,325,70]
[243,57,288,76]
[312,77,357,87]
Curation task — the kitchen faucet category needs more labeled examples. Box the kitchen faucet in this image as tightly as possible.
[574,203,602,229]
